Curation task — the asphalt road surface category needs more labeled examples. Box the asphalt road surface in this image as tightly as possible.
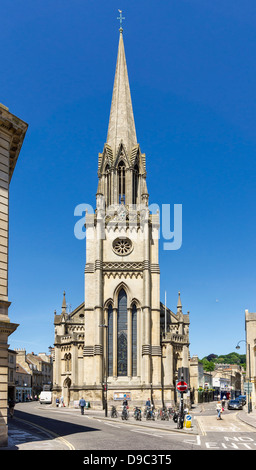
[8,401,256,453]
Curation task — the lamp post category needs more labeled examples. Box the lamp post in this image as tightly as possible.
[99,324,108,417]
[236,340,252,413]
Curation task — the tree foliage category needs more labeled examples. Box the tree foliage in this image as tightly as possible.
[200,352,246,369]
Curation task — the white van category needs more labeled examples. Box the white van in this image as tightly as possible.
[39,391,52,404]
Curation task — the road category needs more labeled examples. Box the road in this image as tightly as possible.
[8,401,256,452]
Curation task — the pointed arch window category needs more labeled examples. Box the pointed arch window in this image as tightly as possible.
[117,289,127,376]
[132,164,139,205]
[107,304,113,376]
[132,304,137,376]
[118,161,126,204]
[64,353,71,372]
[105,164,111,206]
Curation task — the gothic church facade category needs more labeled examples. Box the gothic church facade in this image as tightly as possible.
[53,30,190,408]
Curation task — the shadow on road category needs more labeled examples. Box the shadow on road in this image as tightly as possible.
[9,407,99,447]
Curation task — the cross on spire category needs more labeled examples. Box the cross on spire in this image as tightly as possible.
[117,9,125,32]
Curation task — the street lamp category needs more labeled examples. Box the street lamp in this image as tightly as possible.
[99,324,108,417]
[236,340,252,413]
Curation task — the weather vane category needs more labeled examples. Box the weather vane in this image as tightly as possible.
[117,9,125,31]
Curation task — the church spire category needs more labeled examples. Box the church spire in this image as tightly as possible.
[106,28,137,156]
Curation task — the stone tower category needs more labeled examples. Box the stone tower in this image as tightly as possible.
[83,28,161,406]
[53,28,190,409]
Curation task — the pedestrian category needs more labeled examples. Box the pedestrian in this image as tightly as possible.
[216,401,222,420]
[56,397,60,407]
[123,398,128,408]
[8,399,15,418]
[221,397,225,409]
[146,398,151,408]
[60,396,64,407]
[79,397,86,415]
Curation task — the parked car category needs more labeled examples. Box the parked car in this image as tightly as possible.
[238,395,246,405]
[228,399,243,410]
[39,391,52,404]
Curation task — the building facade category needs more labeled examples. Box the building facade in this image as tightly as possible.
[0,104,28,446]
[53,29,190,409]
[14,349,53,399]
[15,363,32,402]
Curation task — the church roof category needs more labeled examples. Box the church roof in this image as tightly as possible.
[106,30,137,156]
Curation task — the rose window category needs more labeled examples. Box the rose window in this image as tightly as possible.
[113,238,132,255]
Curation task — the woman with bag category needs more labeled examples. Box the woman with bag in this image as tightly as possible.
[216,401,222,420]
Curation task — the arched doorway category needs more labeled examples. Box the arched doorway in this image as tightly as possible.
[63,377,71,406]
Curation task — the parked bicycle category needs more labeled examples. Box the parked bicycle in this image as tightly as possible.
[167,407,176,419]
[111,405,118,418]
[133,406,142,421]
[145,406,155,421]
[177,411,185,429]
[121,405,129,420]
[161,407,170,421]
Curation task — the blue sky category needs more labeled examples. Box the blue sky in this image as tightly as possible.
[2,0,256,358]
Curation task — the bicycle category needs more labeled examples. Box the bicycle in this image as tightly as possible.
[145,406,155,421]
[111,406,118,418]
[121,405,129,420]
[133,407,142,421]
[177,412,184,429]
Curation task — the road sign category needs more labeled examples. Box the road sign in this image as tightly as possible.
[244,383,253,393]
[185,414,192,428]
[177,381,188,392]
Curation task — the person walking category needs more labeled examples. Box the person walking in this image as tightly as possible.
[8,399,15,418]
[216,401,222,420]
[79,397,86,415]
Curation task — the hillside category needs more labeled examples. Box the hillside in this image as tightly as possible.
[200,352,246,371]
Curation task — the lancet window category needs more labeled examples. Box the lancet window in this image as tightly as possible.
[106,289,138,379]
[117,289,127,376]
[108,304,113,376]
[118,161,126,204]
[105,164,111,206]
[132,303,137,376]
[64,353,71,372]
[132,164,139,205]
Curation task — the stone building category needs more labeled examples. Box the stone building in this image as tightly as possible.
[0,104,28,446]
[8,349,17,402]
[53,29,190,409]
[15,349,53,398]
[15,363,32,402]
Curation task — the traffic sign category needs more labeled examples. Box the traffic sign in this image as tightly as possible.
[177,381,188,392]
[244,383,253,393]
[185,414,192,428]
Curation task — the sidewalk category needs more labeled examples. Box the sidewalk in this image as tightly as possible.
[47,405,199,434]
[237,408,256,429]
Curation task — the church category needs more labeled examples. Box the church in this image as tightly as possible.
[53,26,190,409]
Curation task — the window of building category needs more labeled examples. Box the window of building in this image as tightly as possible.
[108,304,113,377]
[132,164,139,205]
[117,289,127,376]
[118,161,125,203]
[132,303,137,376]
